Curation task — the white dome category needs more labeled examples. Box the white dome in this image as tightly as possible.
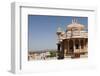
[57,27,62,33]
[67,23,85,31]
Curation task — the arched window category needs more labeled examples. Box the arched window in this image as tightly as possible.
[75,39,79,49]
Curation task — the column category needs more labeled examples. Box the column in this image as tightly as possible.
[73,39,75,53]
[64,40,67,57]
[86,39,88,52]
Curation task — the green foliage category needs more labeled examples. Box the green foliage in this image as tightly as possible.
[49,51,57,57]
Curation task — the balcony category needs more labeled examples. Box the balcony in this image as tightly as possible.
[66,31,88,38]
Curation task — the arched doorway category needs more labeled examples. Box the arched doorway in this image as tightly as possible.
[75,39,79,49]
[81,39,84,49]
[69,39,74,53]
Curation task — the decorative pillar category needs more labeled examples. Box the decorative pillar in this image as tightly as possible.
[73,39,75,53]
[64,40,67,57]
[86,39,88,52]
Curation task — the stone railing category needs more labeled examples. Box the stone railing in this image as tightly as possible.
[66,31,88,38]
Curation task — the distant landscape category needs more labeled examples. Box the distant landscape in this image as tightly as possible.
[28,49,57,61]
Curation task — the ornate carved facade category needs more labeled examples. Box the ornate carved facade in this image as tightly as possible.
[56,18,88,59]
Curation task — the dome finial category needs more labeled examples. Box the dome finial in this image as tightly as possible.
[72,17,76,23]
[72,17,78,23]
[72,18,75,23]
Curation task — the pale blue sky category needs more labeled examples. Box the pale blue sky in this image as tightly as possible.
[28,15,88,51]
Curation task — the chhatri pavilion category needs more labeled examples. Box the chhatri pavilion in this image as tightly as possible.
[56,18,88,59]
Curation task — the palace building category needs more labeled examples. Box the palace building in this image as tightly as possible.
[56,18,88,59]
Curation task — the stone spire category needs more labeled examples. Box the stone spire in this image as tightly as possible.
[72,18,78,24]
